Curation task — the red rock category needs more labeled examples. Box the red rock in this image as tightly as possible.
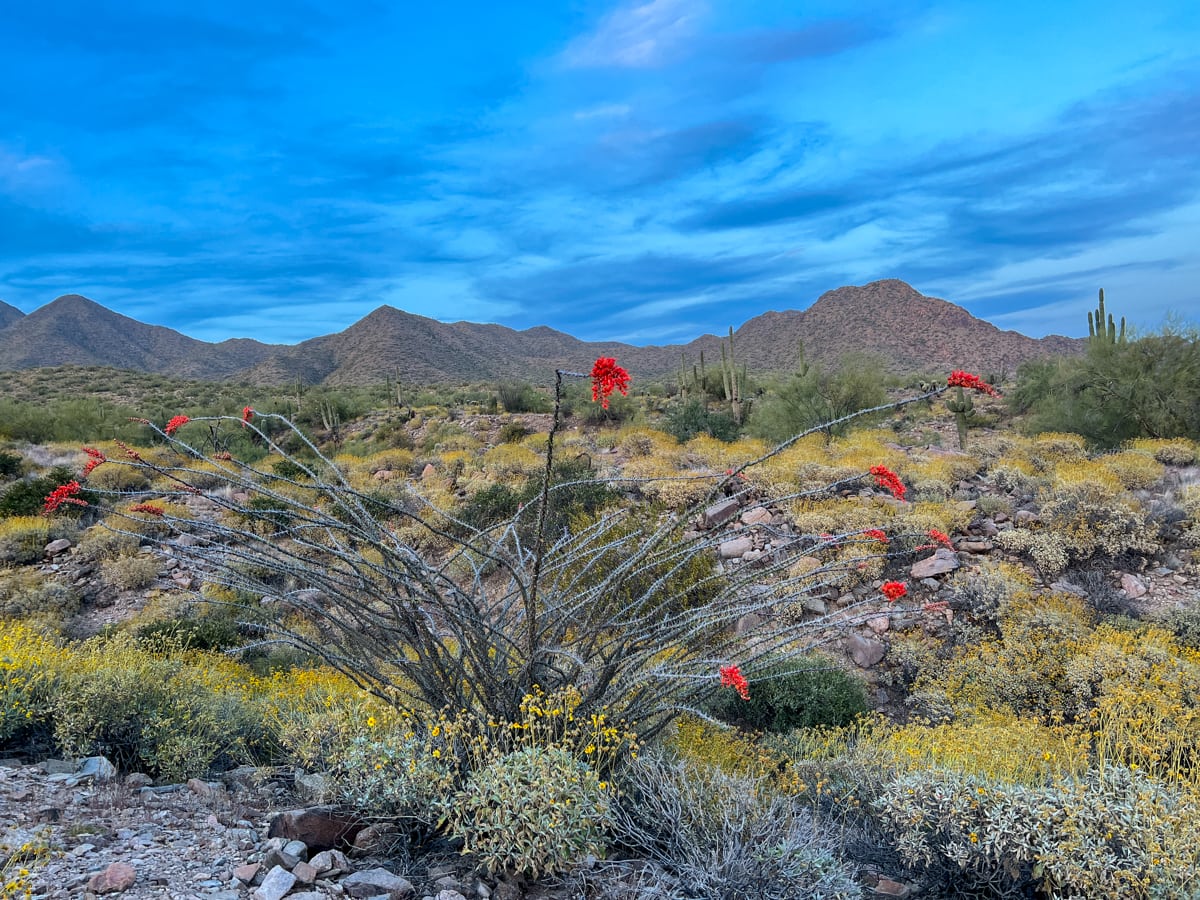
[87,862,136,894]
[234,862,261,884]
[267,807,363,852]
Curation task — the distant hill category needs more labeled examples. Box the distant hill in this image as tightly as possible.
[0,300,24,330]
[0,294,280,378]
[0,281,1081,385]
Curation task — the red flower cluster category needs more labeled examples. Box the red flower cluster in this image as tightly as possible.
[242,406,254,425]
[81,446,107,478]
[44,481,87,514]
[719,664,751,701]
[590,357,631,410]
[129,503,165,517]
[863,528,889,543]
[165,415,190,436]
[927,528,952,547]
[948,370,1000,397]
[114,440,142,461]
[881,581,908,602]
[869,465,907,501]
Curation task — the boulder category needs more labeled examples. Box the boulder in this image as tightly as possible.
[267,808,363,852]
[341,866,415,899]
[702,498,740,528]
[87,862,136,894]
[847,635,886,668]
[910,548,961,579]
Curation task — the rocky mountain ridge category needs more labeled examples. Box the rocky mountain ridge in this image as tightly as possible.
[0,280,1082,385]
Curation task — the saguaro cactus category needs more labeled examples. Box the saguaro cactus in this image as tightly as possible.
[946,386,975,449]
[719,327,747,425]
[1087,288,1126,345]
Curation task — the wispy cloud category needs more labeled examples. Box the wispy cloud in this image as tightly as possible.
[561,0,704,69]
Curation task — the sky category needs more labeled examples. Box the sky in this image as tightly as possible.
[1,1,1198,346]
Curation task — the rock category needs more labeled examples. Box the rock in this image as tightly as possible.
[975,518,1000,537]
[1014,509,1039,526]
[437,892,469,900]
[292,860,318,884]
[847,634,886,668]
[44,538,72,557]
[719,537,754,559]
[268,808,363,852]
[801,596,827,616]
[1050,580,1088,598]
[263,845,301,870]
[352,822,401,856]
[734,612,765,636]
[421,463,437,480]
[910,548,961,579]
[87,861,136,894]
[123,772,153,788]
[233,862,261,884]
[283,839,309,860]
[309,849,351,876]
[702,497,740,528]
[740,506,772,526]
[186,777,219,798]
[867,615,890,634]
[75,755,118,783]
[874,875,913,897]
[253,865,297,900]
[1120,573,1148,598]
[294,771,330,803]
[342,866,415,899]
[957,539,993,554]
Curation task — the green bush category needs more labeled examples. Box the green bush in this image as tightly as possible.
[0,466,88,518]
[0,517,52,566]
[328,728,452,827]
[871,766,1200,898]
[445,745,610,878]
[663,398,739,442]
[708,655,869,733]
[0,450,23,480]
[100,554,159,591]
[496,381,547,414]
[750,351,888,443]
[0,571,81,622]
[603,754,860,900]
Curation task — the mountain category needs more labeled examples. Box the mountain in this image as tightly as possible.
[0,294,279,378]
[0,300,24,330]
[0,282,1081,385]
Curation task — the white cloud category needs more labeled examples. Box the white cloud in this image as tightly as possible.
[561,0,705,69]
[573,103,633,121]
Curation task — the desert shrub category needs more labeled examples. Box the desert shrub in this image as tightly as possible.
[707,654,869,733]
[83,462,152,492]
[0,571,81,623]
[1099,449,1165,489]
[1128,437,1197,466]
[0,517,52,566]
[498,421,530,443]
[1161,603,1200,650]
[481,443,542,478]
[663,398,740,442]
[445,745,611,878]
[327,723,454,829]
[0,450,23,480]
[496,381,546,414]
[135,615,244,652]
[0,466,85,518]
[994,528,1072,576]
[100,553,159,591]
[604,753,859,900]
[0,622,63,745]
[872,766,1200,899]
[51,633,261,778]
[75,526,140,562]
[750,351,888,443]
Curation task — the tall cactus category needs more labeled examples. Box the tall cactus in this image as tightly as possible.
[1087,288,1126,345]
[945,386,975,449]
[719,326,747,425]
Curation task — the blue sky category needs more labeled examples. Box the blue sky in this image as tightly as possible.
[1,1,1197,346]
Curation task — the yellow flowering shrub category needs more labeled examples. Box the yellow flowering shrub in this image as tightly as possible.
[0,623,63,744]
[0,517,51,566]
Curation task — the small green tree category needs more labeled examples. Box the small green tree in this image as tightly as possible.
[750,348,887,443]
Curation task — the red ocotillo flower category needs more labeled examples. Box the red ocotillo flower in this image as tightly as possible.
[881,581,908,602]
[44,481,87,514]
[948,370,1000,397]
[165,415,190,436]
[81,446,107,478]
[869,465,907,501]
[590,357,630,409]
[719,664,751,701]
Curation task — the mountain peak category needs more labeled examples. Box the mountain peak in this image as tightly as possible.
[0,300,24,330]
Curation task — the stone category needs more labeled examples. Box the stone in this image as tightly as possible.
[263,846,301,870]
[292,860,318,884]
[87,861,136,894]
[233,862,261,884]
[44,538,72,557]
[867,615,890,634]
[75,755,118,783]
[253,865,297,900]
[187,777,219,798]
[341,866,415,899]
[734,612,765,636]
[719,537,754,559]
[847,634,886,668]
[421,463,437,480]
[124,772,153,788]
[352,822,401,855]
[1050,580,1088,598]
[910,548,961,579]
[309,849,351,876]
[1120,573,1148,598]
[1014,509,1040,526]
[702,497,740,528]
[801,596,827,616]
[874,876,912,897]
[740,506,773,526]
[437,892,469,900]
[283,839,309,860]
[268,807,363,851]
[295,771,330,803]
[957,539,993,554]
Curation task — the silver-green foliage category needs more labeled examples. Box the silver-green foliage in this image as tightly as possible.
[601,753,860,900]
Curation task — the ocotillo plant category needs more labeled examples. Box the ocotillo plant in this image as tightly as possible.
[47,367,998,743]
[1087,288,1126,345]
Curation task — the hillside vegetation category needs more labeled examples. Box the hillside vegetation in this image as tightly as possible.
[2,301,1199,899]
